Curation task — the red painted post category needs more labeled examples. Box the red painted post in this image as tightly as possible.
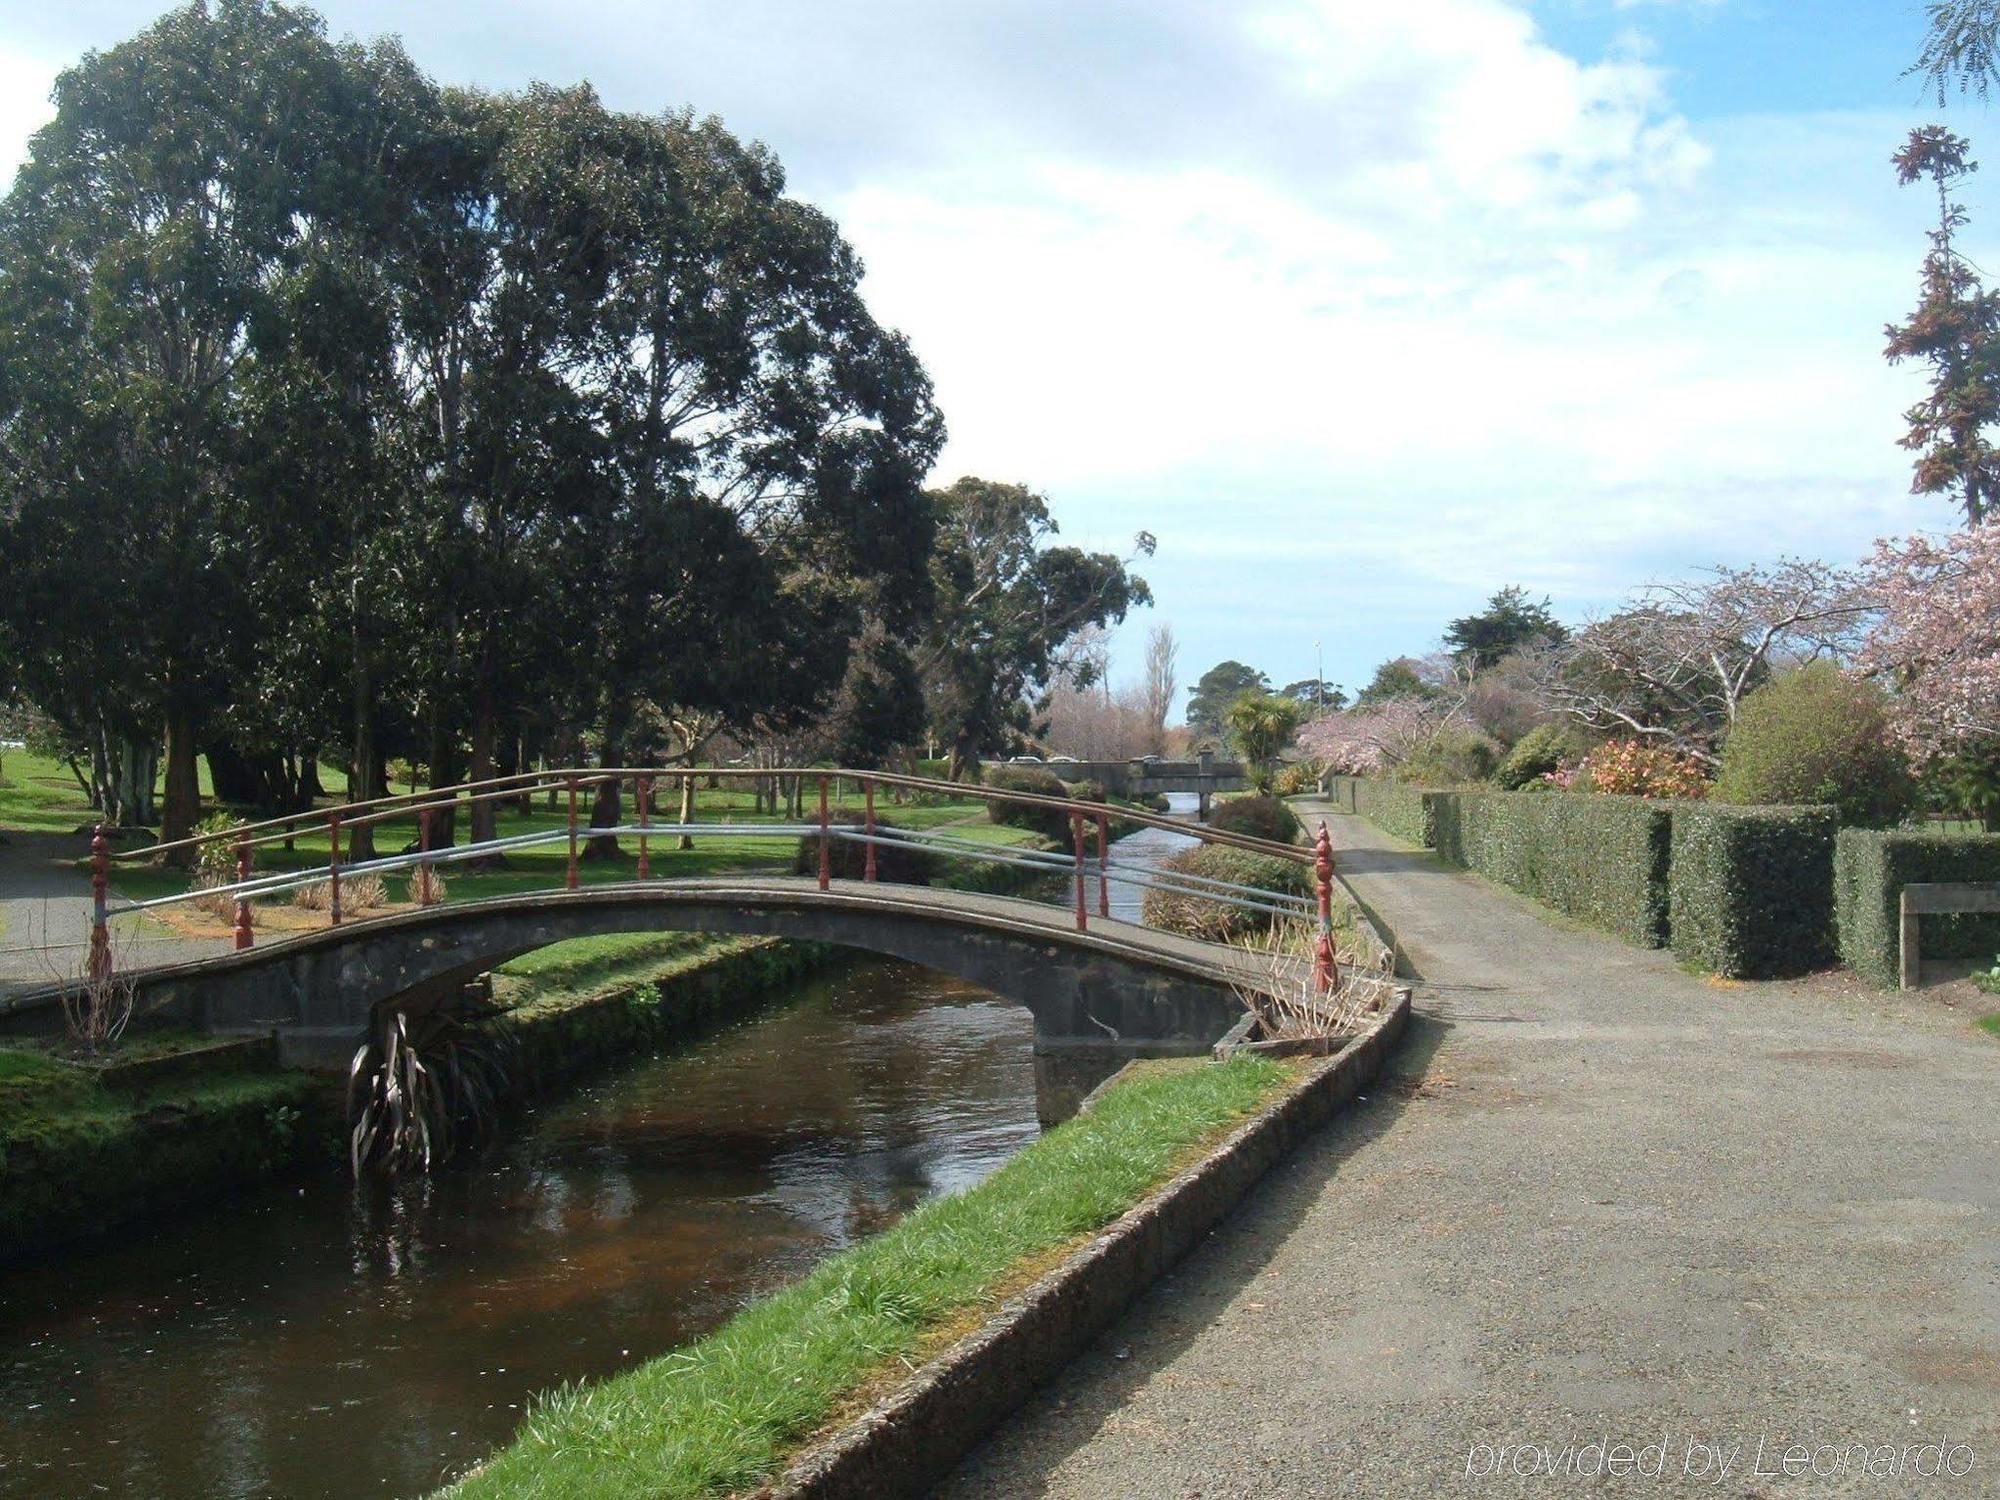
[1313,820,1338,995]
[416,806,435,907]
[1096,811,1111,919]
[233,838,253,950]
[327,814,343,927]
[88,824,111,982]
[636,774,652,880]
[1071,812,1088,932]
[863,777,878,883]
[566,776,580,892]
[817,774,832,890]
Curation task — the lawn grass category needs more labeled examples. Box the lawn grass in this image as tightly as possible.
[442,1053,1289,1500]
[1977,1014,2000,1041]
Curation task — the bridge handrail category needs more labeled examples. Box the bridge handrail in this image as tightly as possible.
[102,765,1310,867]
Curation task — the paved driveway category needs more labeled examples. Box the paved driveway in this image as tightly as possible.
[933,803,2000,1498]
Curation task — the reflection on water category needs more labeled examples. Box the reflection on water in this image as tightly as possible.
[0,960,1111,1500]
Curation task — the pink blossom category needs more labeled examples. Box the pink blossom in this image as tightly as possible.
[1859,526,2000,761]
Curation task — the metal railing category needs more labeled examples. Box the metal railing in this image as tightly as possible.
[82,767,1345,993]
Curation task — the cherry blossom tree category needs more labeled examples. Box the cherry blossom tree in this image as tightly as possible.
[1858,526,2000,760]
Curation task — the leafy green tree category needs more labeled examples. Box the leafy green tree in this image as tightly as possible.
[1185,662,1269,737]
[919,478,1152,778]
[1353,657,1436,708]
[0,0,367,842]
[1910,2,2000,104]
[1444,586,1568,670]
[1222,691,1301,791]
[1278,678,1346,711]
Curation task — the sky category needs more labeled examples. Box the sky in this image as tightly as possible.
[0,1,1973,702]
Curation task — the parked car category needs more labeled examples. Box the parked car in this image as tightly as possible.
[1007,754,1043,764]
[1049,754,1079,763]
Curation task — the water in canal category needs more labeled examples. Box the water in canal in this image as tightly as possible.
[0,960,1122,1500]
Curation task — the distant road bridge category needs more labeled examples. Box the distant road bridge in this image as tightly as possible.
[0,767,1339,1067]
[1040,753,1249,816]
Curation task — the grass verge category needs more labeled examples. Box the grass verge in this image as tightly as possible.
[443,1054,1289,1500]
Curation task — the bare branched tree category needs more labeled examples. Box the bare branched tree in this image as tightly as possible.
[1531,560,1874,764]
[1141,623,1179,753]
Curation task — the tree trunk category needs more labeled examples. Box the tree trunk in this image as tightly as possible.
[677,773,695,851]
[586,710,629,859]
[161,709,201,859]
[468,699,498,845]
[348,628,379,862]
[427,719,462,848]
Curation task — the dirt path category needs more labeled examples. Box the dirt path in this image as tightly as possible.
[932,803,2000,1498]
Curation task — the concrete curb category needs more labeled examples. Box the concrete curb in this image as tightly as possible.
[753,984,1412,1500]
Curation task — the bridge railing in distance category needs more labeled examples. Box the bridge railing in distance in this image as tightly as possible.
[84,768,1343,995]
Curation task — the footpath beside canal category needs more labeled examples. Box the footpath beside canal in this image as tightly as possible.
[936,801,2000,1497]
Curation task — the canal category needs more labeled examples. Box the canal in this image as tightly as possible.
[0,804,1205,1499]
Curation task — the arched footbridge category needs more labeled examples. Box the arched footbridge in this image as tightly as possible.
[0,768,1352,1065]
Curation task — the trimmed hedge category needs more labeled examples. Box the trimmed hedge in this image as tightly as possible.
[1668,804,1836,978]
[1430,789,1671,947]
[792,815,935,884]
[1352,778,1441,846]
[1836,828,2000,988]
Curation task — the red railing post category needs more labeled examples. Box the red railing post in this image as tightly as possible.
[1071,812,1088,932]
[327,813,343,927]
[88,824,111,982]
[1096,811,1110,919]
[566,775,580,892]
[416,806,435,907]
[233,838,253,950]
[1314,820,1338,994]
[863,777,878,882]
[818,774,832,890]
[637,774,652,880]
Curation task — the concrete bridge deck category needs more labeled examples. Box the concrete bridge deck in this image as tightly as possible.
[0,878,1274,1066]
[935,800,2000,1497]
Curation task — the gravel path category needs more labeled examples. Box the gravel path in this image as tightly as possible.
[933,802,2000,1498]
[0,831,225,998]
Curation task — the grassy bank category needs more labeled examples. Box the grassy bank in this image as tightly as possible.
[443,1054,1288,1500]
[0,1046,325,1259]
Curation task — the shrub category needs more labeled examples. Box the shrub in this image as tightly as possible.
[791,815,936,885]
[1141,845,1313,942]
[1576,739,1709,799]
[1207,795,1302,846]
[1494,722,1588,790]
[1351,778,1441,846]
[1835,828,2000,988]
[1712,664,1915,828]
[1395,726,1499,787]
[293,872,389,911]
[981,764,1072,842]
[1271,760,1324,797]
[1060,778,1108,804]
[1668,804,1836,978]
[1430,790,1671,946]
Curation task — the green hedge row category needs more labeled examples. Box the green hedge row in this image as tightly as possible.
[1668,805,1836,978]
[1349,777,1440,846]
[1836,829,2000,988]
[1332,779,1844,977]
[1430,789,1671,947]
